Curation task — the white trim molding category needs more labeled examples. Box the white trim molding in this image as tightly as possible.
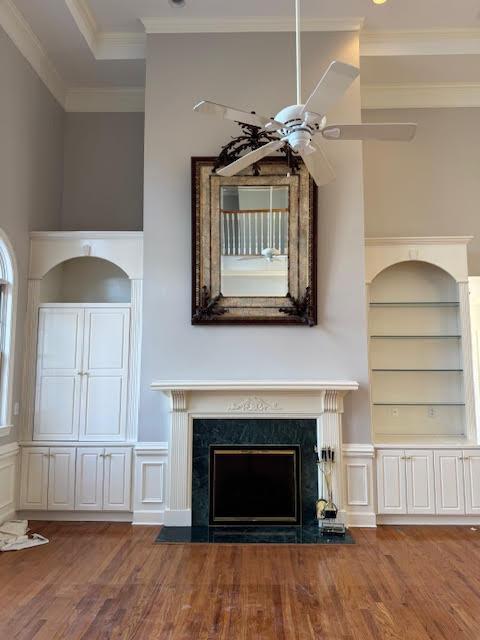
[65,0,146,60]
[0,0,66,107]
[142,16,364,34]
[360,28,480,57]
[342,443,376,527]
[362,83,480,110]
[65,87,145,113]
[365,236,472,284]
[0,442,19,523]
[133,443,168,525]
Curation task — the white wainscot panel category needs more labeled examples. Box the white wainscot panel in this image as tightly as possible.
[0,444,19,522]
[342,445,376,527]
[133,443,168,525]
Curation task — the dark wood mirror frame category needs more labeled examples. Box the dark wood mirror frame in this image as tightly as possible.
[191,156,317,325]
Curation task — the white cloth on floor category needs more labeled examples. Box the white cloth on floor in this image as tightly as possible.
[0,520,49,552]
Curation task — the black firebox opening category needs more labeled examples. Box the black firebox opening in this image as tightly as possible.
[209,444,301,525]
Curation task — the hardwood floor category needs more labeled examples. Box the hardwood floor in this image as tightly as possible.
[1,523,480,639]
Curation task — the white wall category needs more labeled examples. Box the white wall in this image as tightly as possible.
[363,107,480,273]
[0,26,64,444]
[141,31,371,443]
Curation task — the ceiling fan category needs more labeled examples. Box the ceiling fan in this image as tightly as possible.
[193,0,417,186]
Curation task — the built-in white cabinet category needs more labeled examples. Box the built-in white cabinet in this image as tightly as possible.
[20,446,132,512]
[19,447,49,510]
[47,448,76,510]
[377,449,435,515]
[34,306,130,442]
[377,450,407,514]
[434,450,465,515]
[464,450,480,514]
[406,450,436,514]
[377,448,480,517]
[75,447,132,511]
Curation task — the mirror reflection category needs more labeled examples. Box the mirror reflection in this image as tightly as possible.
[220,186,289,297]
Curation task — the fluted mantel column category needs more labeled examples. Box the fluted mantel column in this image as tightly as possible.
[164,389,191,526]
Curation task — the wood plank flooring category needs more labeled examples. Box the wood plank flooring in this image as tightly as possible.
[1,522,480,639]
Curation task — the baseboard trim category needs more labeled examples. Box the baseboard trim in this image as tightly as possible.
[346,512,377,528]
[377,514,480,525]
[132,510,165,525]
[17,511,133,522]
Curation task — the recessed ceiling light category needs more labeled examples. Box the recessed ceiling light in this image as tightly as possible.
[372,0,387,4]
[169,0,186,7]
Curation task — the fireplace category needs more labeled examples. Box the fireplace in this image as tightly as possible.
[192,418,318,527]
[209,445,301,525]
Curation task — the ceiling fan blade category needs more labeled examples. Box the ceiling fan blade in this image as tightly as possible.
[301,61,359,117]
[193,100,283,131]
[322,123,417,142]
[300,144,335,187]
[216,139,285,177]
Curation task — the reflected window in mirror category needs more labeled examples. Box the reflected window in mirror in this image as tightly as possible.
[220,186,289,297]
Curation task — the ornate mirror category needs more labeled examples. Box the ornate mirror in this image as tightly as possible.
[192,157,316,325]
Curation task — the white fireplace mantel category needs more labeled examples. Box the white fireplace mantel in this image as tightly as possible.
[151,379,359,526]
[151,380,359,393]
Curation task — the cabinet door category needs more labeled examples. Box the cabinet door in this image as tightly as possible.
[75,448,104,511]
[48,448,76,510]
[463,450,480,515]
[406,450,436,514]
[377,450,407,514]
[19,448,49,510]
[34,308,84,440]
[80,308,130,441]
[434,450,465,515]
[103,448,131,511]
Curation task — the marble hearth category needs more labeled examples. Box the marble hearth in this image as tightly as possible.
[151,380,359,527]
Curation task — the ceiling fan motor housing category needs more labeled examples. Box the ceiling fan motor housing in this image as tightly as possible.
[274,104,320,154]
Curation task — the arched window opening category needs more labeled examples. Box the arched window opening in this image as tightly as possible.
[0,230,17,433]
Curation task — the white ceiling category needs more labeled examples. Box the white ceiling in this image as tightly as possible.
[5,0,480,109]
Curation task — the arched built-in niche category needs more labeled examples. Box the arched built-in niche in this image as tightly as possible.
[41,257,131,304]
[369,260,467,442]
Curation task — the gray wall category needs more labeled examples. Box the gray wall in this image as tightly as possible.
[0,27,64,444]
[141,31,371,443]
[61,112,144,230]
[363,107,480,273]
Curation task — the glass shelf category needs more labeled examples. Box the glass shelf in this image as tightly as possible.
[371,369,463,372]
[373,402,465,406]
[370,335,461,339]
[369,301,459,307]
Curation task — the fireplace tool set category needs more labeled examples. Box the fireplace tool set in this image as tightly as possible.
[315,446,346,535]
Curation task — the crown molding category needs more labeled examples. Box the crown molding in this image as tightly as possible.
[360,28,480,57]
[65,87,145,112]
[141,16,364,34]
[65,0,97,54]
[96,32,146,60]
[365,236,473,246]
[0,0,66,107]
[362,82,480,109]
[65,0,145,59]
